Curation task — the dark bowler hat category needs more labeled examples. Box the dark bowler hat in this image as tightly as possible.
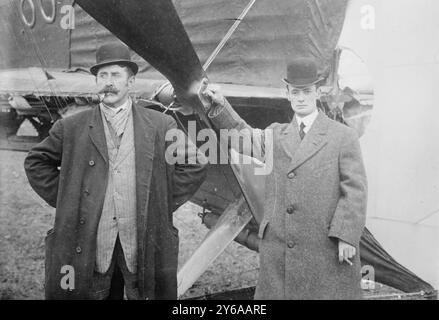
[282,57,324,87]
[90,43,139,76]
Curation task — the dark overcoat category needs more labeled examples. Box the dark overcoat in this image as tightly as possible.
[24,103,206,299]
[209,101,368,300]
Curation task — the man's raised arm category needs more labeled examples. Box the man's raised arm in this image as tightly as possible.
[201,87,272,162]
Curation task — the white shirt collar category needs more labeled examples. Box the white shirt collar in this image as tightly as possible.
[295,109,319,133]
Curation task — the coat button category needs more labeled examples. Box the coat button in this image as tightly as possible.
[89,160,95,166]
[75,246,82,254]
[287,241,296,249]
[287,171,295,179]
[79,218,85,225]
[286,205,295,214]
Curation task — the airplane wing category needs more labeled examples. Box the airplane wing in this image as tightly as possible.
[338,0,439,290]
[0,68,163,98]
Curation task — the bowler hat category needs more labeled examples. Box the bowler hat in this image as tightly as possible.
[282,57,324,87]
[90,43,139,76]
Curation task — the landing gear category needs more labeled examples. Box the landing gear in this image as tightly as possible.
[26,114,57,139]
[0,108,59,151]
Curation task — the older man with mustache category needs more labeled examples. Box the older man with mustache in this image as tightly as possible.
[24,43,206,300]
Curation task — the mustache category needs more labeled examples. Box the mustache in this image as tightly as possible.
[98,87,119,94]
[91,89,118,104]
[91,87,122,104]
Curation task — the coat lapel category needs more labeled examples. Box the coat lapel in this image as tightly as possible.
[132,104,156,224]
[280,119,301,160]
[89,105,108,163]
[288,112,329,173]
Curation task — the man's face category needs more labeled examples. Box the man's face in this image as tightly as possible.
[287,84,319,117]
[96,64,135,108]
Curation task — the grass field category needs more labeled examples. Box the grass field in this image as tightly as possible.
[0,150,428,300]
[0,150,258,300]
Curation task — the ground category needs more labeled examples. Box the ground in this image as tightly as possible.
[0,150,428,300]
[0,150,258,300]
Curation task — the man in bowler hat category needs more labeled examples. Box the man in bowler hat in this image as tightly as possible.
[24,43,206,299]
[201,57,368,299]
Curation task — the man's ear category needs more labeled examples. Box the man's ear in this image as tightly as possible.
[128,76,136,87]
[317,85,331,97]
[316,88,322,99]
[285,85,292,102]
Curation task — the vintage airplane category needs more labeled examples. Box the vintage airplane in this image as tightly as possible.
[0,0,437,299]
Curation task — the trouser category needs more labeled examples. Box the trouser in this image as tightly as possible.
[90,235,139,300]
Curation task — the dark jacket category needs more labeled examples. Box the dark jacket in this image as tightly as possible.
[24,103,206,299]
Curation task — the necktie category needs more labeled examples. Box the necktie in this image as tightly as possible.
[101,103,131,149]
[299,122,306,140]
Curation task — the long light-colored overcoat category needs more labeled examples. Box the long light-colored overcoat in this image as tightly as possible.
[209,101,367,300]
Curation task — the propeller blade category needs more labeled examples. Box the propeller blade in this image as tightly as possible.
[75,0,206,112]
[177,197,252,297]
[177,150,266,297]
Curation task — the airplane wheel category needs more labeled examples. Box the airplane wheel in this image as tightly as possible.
[23,114,59,140]
[0,109,23,137]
